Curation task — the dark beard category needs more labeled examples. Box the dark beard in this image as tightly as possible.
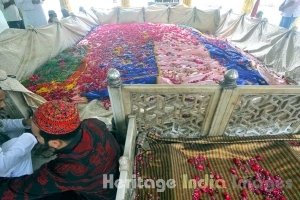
[32,142,56,158]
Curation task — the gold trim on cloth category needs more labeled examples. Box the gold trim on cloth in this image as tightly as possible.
[147,132,300,144]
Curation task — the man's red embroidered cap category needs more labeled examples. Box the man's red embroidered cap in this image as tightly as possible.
[33,100,80,135]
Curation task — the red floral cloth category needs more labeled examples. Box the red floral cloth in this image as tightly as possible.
[0,118,120,200]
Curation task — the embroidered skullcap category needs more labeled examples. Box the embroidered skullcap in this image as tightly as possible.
[33,100,80,135]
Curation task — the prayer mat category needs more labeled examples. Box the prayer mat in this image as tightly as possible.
[135,135,300,200]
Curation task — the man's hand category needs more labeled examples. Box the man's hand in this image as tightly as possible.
[22,118,32,127]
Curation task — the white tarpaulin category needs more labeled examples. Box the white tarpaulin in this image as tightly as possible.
[216,11,300,82]
[192,8,220,34]
[119,8,144,23]
[145,6,168,23]
[0,11,98,80]
[0,10,8,33]
[169,5,194,26]
[92,8,118,24]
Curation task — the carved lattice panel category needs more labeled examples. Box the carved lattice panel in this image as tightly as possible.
[130,93,212,138]
[224,94,300,136]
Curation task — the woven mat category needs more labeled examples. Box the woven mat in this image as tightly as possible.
[136,137,300,200]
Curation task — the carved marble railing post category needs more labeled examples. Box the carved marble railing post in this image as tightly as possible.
[116,115,137,200]
[107,68,127,143]
[220,69,239,89]
[209,69,239,136]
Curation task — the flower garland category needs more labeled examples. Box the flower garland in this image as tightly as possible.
[23,44,88,102]
[23,23,287,107]
[188,154,287,200]
[229,156,287,200]
[154,25,226,84]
